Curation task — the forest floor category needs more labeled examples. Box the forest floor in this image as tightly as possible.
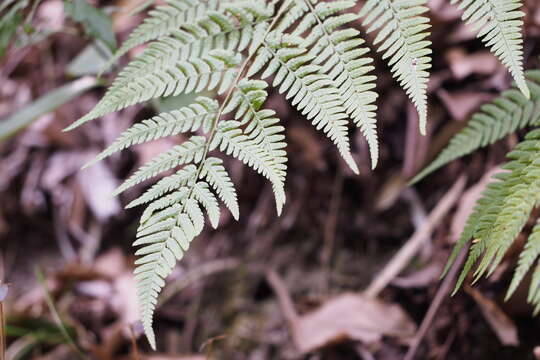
[2,0,540,359]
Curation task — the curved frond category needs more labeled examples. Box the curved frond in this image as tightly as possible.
[411,71,540,184]
[107,1,273,95]
[450,129,540,295]
[451,0,529,98]
[297,0,379,168]
[359,0,432,134]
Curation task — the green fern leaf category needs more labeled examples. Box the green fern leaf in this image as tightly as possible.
[450,172,511,292]
[472,131,540,280]
[411,70,540,184]
[449,129,540,296]
[212,120,287,214]
[359,0,432,134]
[249,33,359,174]
[297,0,379,168]
[451,0,529,98]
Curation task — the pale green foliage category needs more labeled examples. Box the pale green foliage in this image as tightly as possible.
[359,0,432,134]
[294,0,379,167]
[415,72,540,312]
[69,0,533,349]
[411,70,540,184]
[451,0,529,98]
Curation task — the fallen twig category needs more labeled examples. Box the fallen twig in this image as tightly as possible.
[404,246,467,360]
[365,175,466,298]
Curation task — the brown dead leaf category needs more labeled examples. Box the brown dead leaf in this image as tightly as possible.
[77,158,121,221]
[292,293,416,353]
[446,50,501,80]
[465,286,519,346]
[437,90,493,121]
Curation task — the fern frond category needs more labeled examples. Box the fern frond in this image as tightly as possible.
[297,0,379,168]
[84,97,218,169]
[212,120,287,215]
[192,181,221,228]
[471,131,540,280]
[249,33,359,174]
[451,0,529,98]
[114,136,206,196]
[66,50,241,131]
[134,205,203,349]
[411,70,540,184]
[449,129,540,295]
[359,0,432,134]
[200,157,240,220]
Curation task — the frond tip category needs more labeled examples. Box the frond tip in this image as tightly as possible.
[359,0,432,134]
[451,0,529,99]
[410,70,540,184]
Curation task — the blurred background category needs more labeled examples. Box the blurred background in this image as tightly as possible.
[1,0,540,359]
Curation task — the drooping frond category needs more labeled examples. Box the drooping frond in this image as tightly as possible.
[451,0,529,98]
[249,33,359,174]
[449,129,540,298]
[359,0,432,134]
[133,183,214,349]
[296,0,379,168]
[471,131,540,280]
[114,135,206,196]
[66,50,241,130]
[411,71,540,184]
[84,97,218,168]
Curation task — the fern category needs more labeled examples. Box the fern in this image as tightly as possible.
[358,0,432,134]
[249,32,360,173]
[411,70,540,184]
[294,0,379,167]
[451,0,529,98]
[415,74,540,311]
[67,0,535,348]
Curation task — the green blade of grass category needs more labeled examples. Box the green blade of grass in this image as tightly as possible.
[0,76,98,141]
[35,268,88,360]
